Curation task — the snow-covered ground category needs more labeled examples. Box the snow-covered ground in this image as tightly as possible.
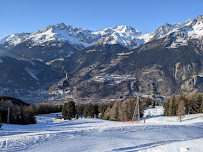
[0,106,203,152]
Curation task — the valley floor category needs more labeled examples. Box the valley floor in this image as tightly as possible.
[0,107,203,152]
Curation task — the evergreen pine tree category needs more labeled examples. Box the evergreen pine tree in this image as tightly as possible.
[93,104,99,118]
[145,97,152,107]
[89,103,95,118]
[20,104,24,124]
[168,99,172,116]
[83,106,88,118]
[163,101,169,116]
[62,101,76,120]
[171,96,177,116]
[200,100,203,113]
[77,104,84,118]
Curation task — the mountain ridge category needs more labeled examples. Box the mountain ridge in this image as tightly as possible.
[0,15,203,103]
[1,15,202,52]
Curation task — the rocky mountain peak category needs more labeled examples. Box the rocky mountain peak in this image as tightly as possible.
[94,25,143,49]
[195,15,203,22]
[1,15,203,51]
[156,23,173,35]
[0,33,31,46]
[95,25,142,36]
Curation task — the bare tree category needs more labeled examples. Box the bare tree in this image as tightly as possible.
[177,100,185,122]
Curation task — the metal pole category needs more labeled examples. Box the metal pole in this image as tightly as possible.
[137,94,140,122]
[132,93,140,123]
[7,106,10,125]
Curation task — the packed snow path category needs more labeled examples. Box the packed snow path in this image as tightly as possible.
[0,109,203,152]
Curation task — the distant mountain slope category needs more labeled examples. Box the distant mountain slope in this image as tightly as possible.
[0,95,29,106]
[65,37,203,101]
[0,15,203,103]
[0,56,63,103]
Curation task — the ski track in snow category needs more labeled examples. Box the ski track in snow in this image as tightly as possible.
[0,108,203,152]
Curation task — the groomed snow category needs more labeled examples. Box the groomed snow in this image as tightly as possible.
[0,107,202,152]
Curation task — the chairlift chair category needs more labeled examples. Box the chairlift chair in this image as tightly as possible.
[57,72,70,94]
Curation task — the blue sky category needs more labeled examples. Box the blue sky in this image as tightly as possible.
[0,0,203,39]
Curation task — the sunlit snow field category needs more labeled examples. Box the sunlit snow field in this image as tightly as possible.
[0,106,203,152]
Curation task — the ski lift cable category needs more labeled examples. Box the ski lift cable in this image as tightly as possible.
[0,46,67,74]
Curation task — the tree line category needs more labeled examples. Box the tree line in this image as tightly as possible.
[0,99,63,125]
[0,96,155,125]
[62,101,99,120]
[163,92,203,120]
[62,97,147,122]
[99,98,144,121]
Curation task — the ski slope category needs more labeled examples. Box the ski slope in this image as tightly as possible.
[0,106,203,152]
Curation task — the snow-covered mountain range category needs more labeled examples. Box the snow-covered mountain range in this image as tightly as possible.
[0,15,203,103]
[1,15,203,50]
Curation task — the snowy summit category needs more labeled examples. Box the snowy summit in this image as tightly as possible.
[1,15,203,50]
